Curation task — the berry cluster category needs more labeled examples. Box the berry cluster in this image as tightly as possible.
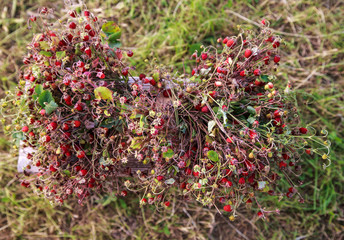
[1,7,331,219]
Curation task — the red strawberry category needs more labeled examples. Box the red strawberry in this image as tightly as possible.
[223,205,232,212]
[244,49,252,58]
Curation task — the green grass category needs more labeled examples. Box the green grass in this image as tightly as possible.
[0,0,343,239]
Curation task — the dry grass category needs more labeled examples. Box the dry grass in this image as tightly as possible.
[0,0,343,239]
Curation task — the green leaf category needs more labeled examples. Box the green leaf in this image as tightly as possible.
[39,51,52,57]
[63,170,71,177]
[163,149,174,158]
[247,117,256,124]
[44,100,58,115]
[130,137,144,149]
[33,84,43,100]
[208,120,216,133]
[247,106,256,115]
[164,178,175,185]
[102,21,121,36]
[38,90,54,107]
[207,150,219,162]
[260,75,269,82]
[56,51,66,60]
[39,41,50,51]
[108,31,122,43]
[188,43,201,55]
[94,87,113,101]
[163,225,171,236]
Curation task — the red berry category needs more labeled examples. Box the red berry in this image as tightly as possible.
[274,55,280,63]
[85,24,92,31]
[22,126,29,132]
[69,10,77,18]
[156,176,164,181]
[257,211,263,218]
[73,120,81,128]
[62,123,69,131]
[121,190,127,197]
[85,47,91,57]
[261,19,266,25]
[74,165,81,172]
[150,79,156,86]
[201,53,208,60]
[226,39,235,48]
[127,50,133,57]
[69,22,77,29]
[240,70,246,77]
[164,201,170,207]
[305,149,311,155]
[244,49,252,58]
[84,10,90,17]
[44,135,51,143]
[48,122,57,131]
[238,177,245,185]
[50,165,57,172]
[74,103,83,111]
[80,169,88,176]
[29,131,35,137]
[201,106,209,113]
[253,69,261,76]
[223,205,232,212]
[299,127,308,134]
[122,69,129,76]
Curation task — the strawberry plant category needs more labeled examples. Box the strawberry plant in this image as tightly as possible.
[0,6,332,220]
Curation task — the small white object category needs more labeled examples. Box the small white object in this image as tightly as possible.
[18,143,38,173]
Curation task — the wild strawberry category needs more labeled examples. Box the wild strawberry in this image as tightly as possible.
[47,122,57,131]
[272,41,280,48]
[21,181,30,188]
[261,19,266,25]
[30,16,36,22]
[257,211,264,218]
[253,69,261,76]
[76,61,84,68]
[305,149,311,155]
[43,135,51,143]
[74,165,81,172]
[22,126,29,132]
[201,106,209,113]
[201,52,208,60]
[239,177,245,185]
[84,10,90,17]
[74,103,83,111]
[150,79,156,86]
[279,161,287,168]
[97,72,105,79]
[185,168,192,175]
[274,55,280,63]
[226,38,235,48]
[89,30,95,37]
[122,68,129,76]
[50,165,57,172]
[69,22,77,29]
[244,49,252,58]
[299,127,308,134]
[85,47,91,57]
[69,10,77,18]
[240,70,246,77]
[226,137,233,143]
[141,198,147,204]
[156,176,164,181]
[73,120,81,128]
[164,201,170,207]
[80,169,88,176]
[223,205,232,212]
[85,24,92,31]
[191,69,196,76]
[62,123,69,131]
[121,190,127,197]
[127,50,133,57]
